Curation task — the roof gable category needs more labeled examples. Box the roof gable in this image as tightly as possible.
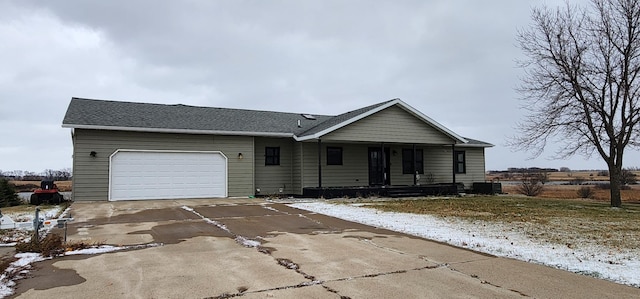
[295,99,467,143]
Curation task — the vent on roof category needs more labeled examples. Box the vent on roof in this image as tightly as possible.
[301,114,316,120]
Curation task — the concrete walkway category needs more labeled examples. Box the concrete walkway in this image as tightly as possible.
[11,199,640,298]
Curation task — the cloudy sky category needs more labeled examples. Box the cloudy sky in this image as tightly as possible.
[2,0,633,174]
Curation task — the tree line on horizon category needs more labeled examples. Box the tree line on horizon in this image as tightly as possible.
[0,168,72,181]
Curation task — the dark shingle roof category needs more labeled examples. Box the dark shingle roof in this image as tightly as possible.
[62,97,492,147]
[63,97,332,136]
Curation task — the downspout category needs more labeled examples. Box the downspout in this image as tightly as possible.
[318,139,322,188]
[381,142,386,185]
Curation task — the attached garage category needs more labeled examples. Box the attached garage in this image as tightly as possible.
[109,150,227,201]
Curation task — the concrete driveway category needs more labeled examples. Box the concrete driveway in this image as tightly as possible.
[11,199,640,298]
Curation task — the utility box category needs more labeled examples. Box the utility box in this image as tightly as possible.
[472,182,502,195]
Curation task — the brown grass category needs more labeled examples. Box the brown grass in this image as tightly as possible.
[502,184,640,203]
[487,171,640,182]
[10,180,72,192]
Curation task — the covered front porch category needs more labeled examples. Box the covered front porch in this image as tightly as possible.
[295,139,469,198]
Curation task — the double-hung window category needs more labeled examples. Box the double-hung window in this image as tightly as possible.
[265,147,280,166]
[402,149,424,174]
[326,147,343,165]
[454,150,466,174]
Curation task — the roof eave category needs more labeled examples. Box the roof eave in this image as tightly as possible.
[456,143,494,148]
[62,124,294,138]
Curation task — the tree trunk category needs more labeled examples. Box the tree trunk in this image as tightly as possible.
[609,165,623,207]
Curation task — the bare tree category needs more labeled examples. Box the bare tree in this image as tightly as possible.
[513,0,640,207]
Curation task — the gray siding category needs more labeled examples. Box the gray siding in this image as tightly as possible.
[72,129,254,201]
[423,146,487,188]
[292,142,303,194]
[254,137,294,195]
[423,147,455,184]
[300,142,369,188]
[454,147,487,188]
[322,106,455,144]
[296,143,487,190]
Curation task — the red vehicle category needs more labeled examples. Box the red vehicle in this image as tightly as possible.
[30,180,63,205]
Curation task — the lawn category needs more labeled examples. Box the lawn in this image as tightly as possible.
[370,196,640,251]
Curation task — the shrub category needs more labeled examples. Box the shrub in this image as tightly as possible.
[577,186,594,199]
[516,181,544,196]
[16,233,64,257]
[516,173,545,196]
[0,178,22,207]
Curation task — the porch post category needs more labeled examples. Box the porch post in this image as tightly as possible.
[318,139,322,188]
[381,142,386,185]
[452,144,456,184]
[412,144,417,185]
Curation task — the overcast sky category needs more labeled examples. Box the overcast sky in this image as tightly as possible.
[2,0,634,174]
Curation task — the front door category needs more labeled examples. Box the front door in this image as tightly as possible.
[368,147,391,186]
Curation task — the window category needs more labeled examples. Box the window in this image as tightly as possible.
[402,149,424,174]
[326,147,343,165]
[454,150,466,174]
[265,147,280,165]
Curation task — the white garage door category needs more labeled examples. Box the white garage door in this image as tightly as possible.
[109,150,227,201]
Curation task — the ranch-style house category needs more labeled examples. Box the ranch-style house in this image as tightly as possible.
[62,97,493,201]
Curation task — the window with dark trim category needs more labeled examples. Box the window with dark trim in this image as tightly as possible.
[454,150,466,174]
[402,149,424,174]
[326,147,343,165]
[265,147,280,165]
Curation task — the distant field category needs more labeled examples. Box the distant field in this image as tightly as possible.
[10,180,72,192]
[487,170,640,182]
[502,184,640,203]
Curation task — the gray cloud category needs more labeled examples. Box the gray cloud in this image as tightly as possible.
[0,0,628,173]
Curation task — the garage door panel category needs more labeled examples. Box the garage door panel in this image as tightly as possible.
[110,151,227,201]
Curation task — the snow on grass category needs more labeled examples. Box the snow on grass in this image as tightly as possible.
[289,202,640,288]
[4,206,62,224]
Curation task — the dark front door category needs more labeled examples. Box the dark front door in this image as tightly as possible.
[368,147,391,186]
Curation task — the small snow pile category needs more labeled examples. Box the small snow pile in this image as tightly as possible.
[290,202,640,288]
[0,253,45,298]
[180,205,231,233]
[235,236,261,248]
[64,243,163,256]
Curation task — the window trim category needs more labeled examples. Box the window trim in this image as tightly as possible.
[326,146,343,165]
[402,148,424,174]
[454,150,466,174]
[265,147,280,166]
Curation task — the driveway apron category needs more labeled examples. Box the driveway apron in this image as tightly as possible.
[11,199,640,299]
